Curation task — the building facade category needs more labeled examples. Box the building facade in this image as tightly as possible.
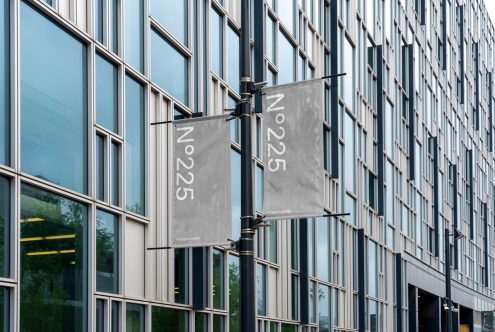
[1,0,495,331]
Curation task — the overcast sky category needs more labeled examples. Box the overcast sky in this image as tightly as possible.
[485,0,495,24]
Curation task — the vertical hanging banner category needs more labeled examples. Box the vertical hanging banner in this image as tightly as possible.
[171,115,231,247]
[262,79,324,219]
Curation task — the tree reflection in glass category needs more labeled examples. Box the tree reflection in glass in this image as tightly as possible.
[96,209,118,293]
[20,184,87,332]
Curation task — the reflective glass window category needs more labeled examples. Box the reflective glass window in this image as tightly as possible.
[174,248,189,304]
[0,288,8,332]
[343,112,355,191]
[278,31,295,84]
[195,312,208,332]
[0,0,9,166]
[212,249,225,309]
[110,0,119,53]
[126,303,145,332]
[0,176,9,278]
[318,285,330,332]
[111,141,120,206]
[211,8,223,77]
[96,134,105,201]
[95,0,104,43]
[229,255,240,331]
[124,0,144,72]
[266,15,275,63]
[125,75,145,215]
[151,307,188,332]
[20,184,88,332]
[96,299,105,332]
[317,217,329,280]
[227,27,239,91]
[151,0,187,45]
[151,29,188,105]
[21,2,87,193]
[96,209,119,293]
[256,263,266,315]
[96,54,118,133]
[213,315,225,331]
[111,302,120,332]
[279,0,294,34]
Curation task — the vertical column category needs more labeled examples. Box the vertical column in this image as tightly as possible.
[433,137,439,256]
[460,6,465,104]
[330,0,339,177]
[441,0,447,70]
[453,164,459,269]
[408,44,415,181]
[396,254,404,331]
[299,219,309,324]
[376,45,384,216]
[475,42,480,130]
[357,229,365,332]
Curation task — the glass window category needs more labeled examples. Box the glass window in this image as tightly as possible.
[124,0,144,72]
[368,240,377,297]
[20,184,88,332]
[229,255,240,332]
[96,54,119,133]
[343,112,355,191]
[279,0,295,34]
[0,176,9,278]
[96,134,105,201]
[111,141,120,206]
[309,281,316,323]
[257,263,266,315]
[318,285,330,332]
[0,288,8,332]
[111,302,120,332]
[195,312,208,332]
[174,248,189,304]
[96,209,119,293]
[152,307,188,332]
[0,0,9,166]
[125,75,145,215]
[110,0,119,53]
[96,299,105,332]
[212,249,225,309]
[278,31,295,84]
[317,218,329,280]
[126,303,145,332]
[211,8,223,77]
[151,0,187,44]
[95,0,104,43]
[227,27,239,91]
[151,29,188,105]
[342,38,354,109]
[290,274,299,320]
[213,315,225,331]
[21,2,87,193]
[266,15,275,63]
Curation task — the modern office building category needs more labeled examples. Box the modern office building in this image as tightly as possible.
[1,0,495,331]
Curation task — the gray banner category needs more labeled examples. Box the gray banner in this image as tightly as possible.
[171,115,231,247]
[262,79,324,219]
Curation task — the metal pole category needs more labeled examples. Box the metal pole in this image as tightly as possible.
[239,0,256,330]
[445,228,452,332]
